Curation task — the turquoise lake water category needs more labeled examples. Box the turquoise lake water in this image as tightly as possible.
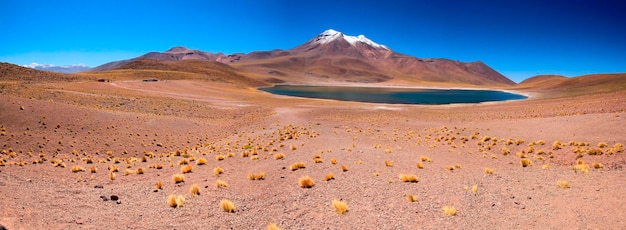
[259,85,527,105]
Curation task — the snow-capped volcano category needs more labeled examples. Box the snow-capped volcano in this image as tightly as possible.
[311,29,389,50]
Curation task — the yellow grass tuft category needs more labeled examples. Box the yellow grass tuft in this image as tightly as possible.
[572,164,590,174]
[454,164,462,169]
[190,184,201,196]
[290,162,305,171]
[420,156,432,162]
[341,165,348,172]
[267,222,280,230]
[109,171,116,180]
[313,158,323,163]
[330,158,337,164]
[136,167,145,175]
[196,158,207,165]
[442,206,456,216]
[471,185,478,194]
[90,166,97,173]
[213,167,224,176]
[399,174,419,183]
[332,199,348,214]
[552,141,562,150]
[124,169,133,176]
[520,159,532,167]
[155,181,162,190]
[445,165,455,171]
[274,153,284,160]
[248,172,265,180]
[290,145,297,150]
[324,173,334,181]
[172,174,185,183]
[542,164,550,169]
[298,176,315,188]
[220,199,235,213]
[592,162,603,169]
[406,195,418,202]
[597,142,608,148]
[215,154,225,161]
[215,179,228,188]
[167,194,185,208]
[416,162,424,169]
[557,180,570,188]
[71,166,85,173]
[385,160,393,167]
[181,165,193,174]
[484,167,493,174]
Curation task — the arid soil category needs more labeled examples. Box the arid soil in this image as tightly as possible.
[1,79,625,229]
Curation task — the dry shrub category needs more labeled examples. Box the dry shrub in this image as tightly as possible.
[416,162,424,169]
[332,199,348,214]
[384,161,393,167]
[324,173,334,181]
[471,185,478,194]
[298,176,315,188]
[442,206,456,216]
[71,166,85,173]
[109,171,116,180]
[399,174,419,183]
[267,223,280,230]
[406,195,418,202]
[167,194,185,208]
[290,162,305,171]
[124,169,133,176]
[220,199,235,213]
[520,159,532,167]
[552,141,562,150]
[572,164,590,174]
[136,167,145,175]
[592,162,603,169]
[274,153,284,160]
[215,179,228,188]
[214,167,224,176]
[172,174,185,183]
[248,172,265,180]
[90,166,97,173]
[420,156,432,162]
[557,180,570,188]
[484,167,494,174]
[190,184,201,196]
[215,155,225,161]
[542,164,550,169]
[330,158,337,164]
[181,165,193,174]
[155,181,162,190]
[341,165,348,172]
[196,158,207,165]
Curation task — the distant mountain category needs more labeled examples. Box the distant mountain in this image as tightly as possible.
[1,62,78,81]
[92,29,515,86]
[24,63,91,73]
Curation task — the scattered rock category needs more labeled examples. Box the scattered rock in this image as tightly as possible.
[94,185,103,189]
[153,189,159,192]
[116,200,122,205]
[110,195,119,201]
[100,195,108,201]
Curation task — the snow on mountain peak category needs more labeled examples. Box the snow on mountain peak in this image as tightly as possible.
[313,29,389,50]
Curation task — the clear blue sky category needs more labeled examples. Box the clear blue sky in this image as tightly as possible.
[1,0,624,82]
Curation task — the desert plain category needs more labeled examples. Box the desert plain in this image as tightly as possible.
[1,63,625,229]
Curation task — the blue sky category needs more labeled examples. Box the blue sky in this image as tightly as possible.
[1,0,624,82]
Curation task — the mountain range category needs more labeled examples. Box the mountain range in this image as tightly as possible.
[24,63,91,73]
[92,29,515,86]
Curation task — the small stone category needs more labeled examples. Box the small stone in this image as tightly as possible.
[94,185,103,189]
[153,189,159,192]
[110,195,119,201]
[116,200,122,204]
[100,195,108,201]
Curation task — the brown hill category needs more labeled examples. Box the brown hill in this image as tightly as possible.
[515,73,626,98]
[0,62,79,82]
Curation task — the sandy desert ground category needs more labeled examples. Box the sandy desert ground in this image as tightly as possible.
[1,78,625,229]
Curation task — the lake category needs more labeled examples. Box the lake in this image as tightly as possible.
[259,85,527,105]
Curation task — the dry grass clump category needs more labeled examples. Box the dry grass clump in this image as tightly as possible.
[587,148,603,155]
[484,167,494,174]
[190,184,201,196]
[341,165,348,172]
[267,223,280,230]
[180,165,193,174]
[420,156,432,162]
[330,158,337,164]
[274,153,284,160]
[557,180,570,188]
[442,206,456,216]
[109,171,116,180]
[500,147,510,155]
[385,160,393,167]
[445,165,455,171]
[597,142,608,148]
[149,163,163,169]
[172,174,185,183]
[542,164,550,169]
[416,162,424,169]
[552,141,562,150]
[592,162,603,169]
[290,162,305,171]
[332,199,348,214]
[313,158,323,163]
[196,158,207,165]
[214,167,224,175]
[454,164,462,169]
[168,194,185,208]
[248,172,265,180]
[215,154,225,161]
[520,159,532,167]
[155,181,162,190]
[220,199,235,213]
[290,145,297,150]
[324,173,334,181]
[298,176,315,188]
[399,174,419,183]
[572,163,590,174]
[89,166,97,173]
[215,179,228,188]
[471,185,478,194]
[406,195,418,202]
[71,166,85,173]
[124,169,133,176]
[135,167,145,175]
